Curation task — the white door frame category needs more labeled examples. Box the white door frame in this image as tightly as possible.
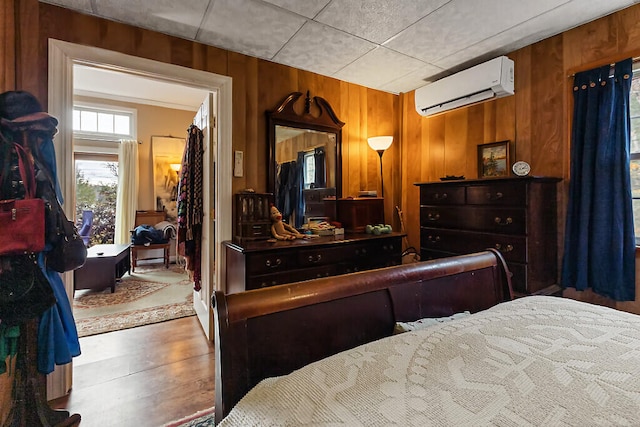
[47,38,232,399]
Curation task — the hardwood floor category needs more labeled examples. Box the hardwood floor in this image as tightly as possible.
[50,316,215,427]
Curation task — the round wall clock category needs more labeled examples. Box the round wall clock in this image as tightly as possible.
[512,161,531,177]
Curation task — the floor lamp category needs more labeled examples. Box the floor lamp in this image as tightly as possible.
[367,136,393,198]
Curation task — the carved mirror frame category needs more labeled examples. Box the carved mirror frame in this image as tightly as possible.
[267,91,344,207]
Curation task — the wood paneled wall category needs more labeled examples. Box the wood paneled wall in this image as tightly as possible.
[6,0,640,314]
[400,4,640,313]
[30,3,401,229]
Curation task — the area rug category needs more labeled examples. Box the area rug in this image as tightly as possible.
[73,264,196,337]
[162,408,215,427]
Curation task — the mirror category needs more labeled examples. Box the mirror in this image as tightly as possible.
[267,92,344,228]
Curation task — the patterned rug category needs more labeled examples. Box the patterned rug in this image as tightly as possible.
[162,408,215,427]
[73,264,196,337]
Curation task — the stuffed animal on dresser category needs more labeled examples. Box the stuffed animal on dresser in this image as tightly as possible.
[270,205,305,240]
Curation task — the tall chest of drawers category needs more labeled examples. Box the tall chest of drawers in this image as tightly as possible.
[415,177,561,295]
[223,232,403,294]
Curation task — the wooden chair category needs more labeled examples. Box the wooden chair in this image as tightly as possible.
[130,210,170,272]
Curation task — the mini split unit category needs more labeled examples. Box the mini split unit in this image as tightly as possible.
[415,56,514,117]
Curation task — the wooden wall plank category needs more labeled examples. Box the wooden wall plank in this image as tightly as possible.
[1,0,16,92]
[20,1,640,313]
[531,37,564,178]
[513,47,532,163]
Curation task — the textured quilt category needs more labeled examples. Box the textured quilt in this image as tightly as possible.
[219,296,640,426]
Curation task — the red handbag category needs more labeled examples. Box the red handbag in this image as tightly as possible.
[0,142,45,255]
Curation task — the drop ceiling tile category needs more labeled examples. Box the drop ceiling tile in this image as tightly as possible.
[94,0,209,39]
[315,0,448,44]
[380,75,432,94]
[386,0,570,63]
[333,47,434,90]
[40,0,93,14]
[433,0,639,70]
[261,0,331,19]
[197,0,306,60]
[273,21,376,76]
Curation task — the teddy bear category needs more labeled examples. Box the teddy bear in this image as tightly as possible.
[270,204,306,240]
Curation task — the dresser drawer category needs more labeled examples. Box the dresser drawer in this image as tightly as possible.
[246,252,292,275]
[361,237,403,256]
[421,206,526,234]
[237,222,271,239]
[247,265,337,290]
[420,185,465,205]
[297,248,335,267]
[420,228,526,263]
[466,183,526,206]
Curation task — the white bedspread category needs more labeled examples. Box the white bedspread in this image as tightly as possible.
[220,296,640,426]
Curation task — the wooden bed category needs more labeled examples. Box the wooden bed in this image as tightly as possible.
[212,249,513,424]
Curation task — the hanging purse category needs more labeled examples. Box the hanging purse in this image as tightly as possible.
[0,142,45,256]
[31,157,87,273]
[46,202,87,273]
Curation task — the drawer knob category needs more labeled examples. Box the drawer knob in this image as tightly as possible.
[265,258,282,268]
[428,235,440,243]
[487,192,504,200]
[495,243,514,252]
[427,213,440,221]
[260,280,277,288]
[308,254,322,263]
[434,193,448,200]
[494,216,513,225]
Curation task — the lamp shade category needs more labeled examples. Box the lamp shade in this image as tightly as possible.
[169,163,181,172]
[367,136,393,151]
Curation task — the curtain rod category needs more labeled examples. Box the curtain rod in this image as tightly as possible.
[567,62,616,78]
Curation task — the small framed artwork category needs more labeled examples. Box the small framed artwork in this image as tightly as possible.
[478,140,510,178]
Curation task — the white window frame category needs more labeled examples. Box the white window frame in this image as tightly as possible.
[73,101,137,142]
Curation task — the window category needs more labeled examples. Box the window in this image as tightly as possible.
[303,151,316,189]
[75,154,118,246]
[73,105,135,141]
[630,69,640,245]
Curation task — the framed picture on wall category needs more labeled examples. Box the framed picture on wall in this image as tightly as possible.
[151,136,186,221]
[478,140,510,178]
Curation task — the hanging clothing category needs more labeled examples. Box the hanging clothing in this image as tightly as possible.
[177,124,204,290]
[314,146,326,188]
[295,151,305,228]
[0,90,80,373]
[561,58,635,301]
[275,160,298,224]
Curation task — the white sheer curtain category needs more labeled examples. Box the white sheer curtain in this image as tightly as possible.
[114,139,139,244]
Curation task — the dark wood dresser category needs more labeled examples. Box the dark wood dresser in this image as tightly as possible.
[223,232,404,293]
[415,177,561,295]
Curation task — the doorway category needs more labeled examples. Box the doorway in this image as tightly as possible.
[47,39,232,399]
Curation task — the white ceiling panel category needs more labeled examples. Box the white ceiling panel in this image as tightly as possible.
[41,0,640,96]
[379,67,445,94]
[315,0,449,44]
[93,0,209,40]
[385,0,571,63]
[334,46,431,89]
[273,21,375,76]
[197,0,306,60]
[261,0,331,19]
[41,0,92,13]
[433,0,638,70]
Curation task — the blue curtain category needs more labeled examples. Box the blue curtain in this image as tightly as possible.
[561,58,635,301]
[314,146,326,188]
[295,151,305,228]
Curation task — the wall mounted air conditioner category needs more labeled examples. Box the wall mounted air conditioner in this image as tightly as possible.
[415,56,514,117]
